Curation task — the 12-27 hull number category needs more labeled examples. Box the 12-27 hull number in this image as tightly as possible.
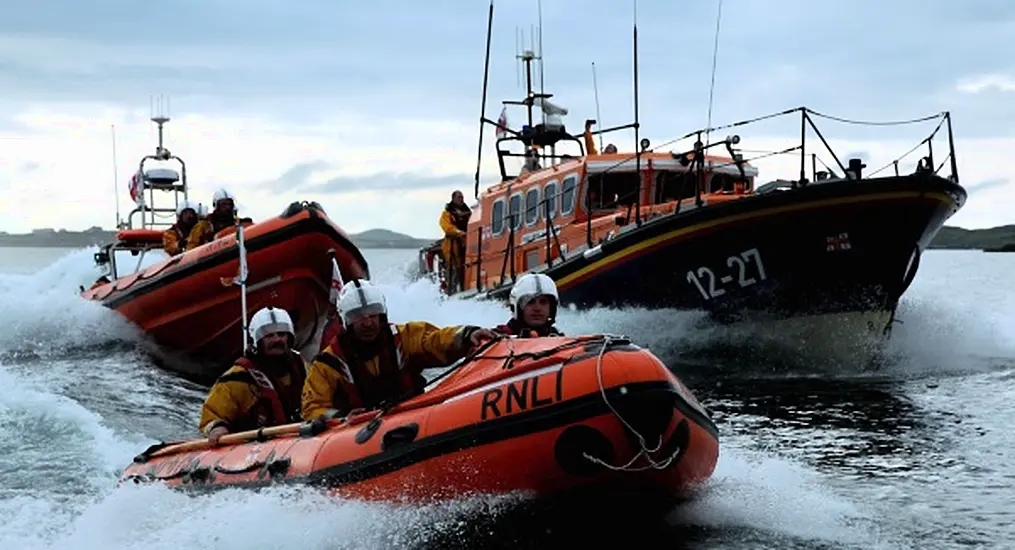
[686,247,767,300]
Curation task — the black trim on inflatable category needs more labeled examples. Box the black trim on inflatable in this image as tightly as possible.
[99,205,368,309]
[136,380,718,493]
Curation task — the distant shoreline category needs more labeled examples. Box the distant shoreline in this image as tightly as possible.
[1,224,1012,251]
[0,228,437,250]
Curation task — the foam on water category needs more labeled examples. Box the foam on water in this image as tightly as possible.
[0,247,1012,548]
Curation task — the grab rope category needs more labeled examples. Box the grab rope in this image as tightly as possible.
[803,108,945,126]
[581,335,684,472]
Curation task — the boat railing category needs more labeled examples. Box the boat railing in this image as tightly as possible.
[661,106,960,188]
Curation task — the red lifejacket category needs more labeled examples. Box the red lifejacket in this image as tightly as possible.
[226,351,307,428]
[494,318,563,338]
[318,313,343,355]
[315,324,424,412]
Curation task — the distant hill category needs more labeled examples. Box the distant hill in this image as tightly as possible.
[3,224,1014,251]
[0,226,437,249]
[927,225,1015,251]
[348,229,436,249]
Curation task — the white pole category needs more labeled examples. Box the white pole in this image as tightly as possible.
[236,217,250,350]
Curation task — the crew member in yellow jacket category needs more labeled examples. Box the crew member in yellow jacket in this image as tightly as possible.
[162,200,199,256]
[301,279,497,421]
[438,190,472,293]
[199,307,307,444]
[187,188,246,250]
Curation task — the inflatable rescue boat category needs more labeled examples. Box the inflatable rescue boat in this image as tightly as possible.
[121,335,720,510]
[82,202,369,383]
[80,115,369,383]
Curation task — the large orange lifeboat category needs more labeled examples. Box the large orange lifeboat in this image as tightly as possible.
[120,335,719,511]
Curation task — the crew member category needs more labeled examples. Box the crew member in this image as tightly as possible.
[199,306,308,444]
[301,279,497,420]
[495,273,564,338]
[439,190,472,293]
[162,200,199,256]
[187,188,244,250]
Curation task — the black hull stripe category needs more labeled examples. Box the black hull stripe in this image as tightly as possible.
[101,211,369,309]
[147,381,718,494]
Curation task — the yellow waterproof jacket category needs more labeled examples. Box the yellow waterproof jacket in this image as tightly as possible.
[162,225,187,256]
[301,321,477,420]
[439,208,469,265]
[198,351,308,435]
[185,219,215,251]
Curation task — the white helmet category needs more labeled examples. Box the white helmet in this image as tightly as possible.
[176,199,198,217]
[212,188,236,208]
[338,279,387,325]
[248,306,295,345]
[509,273,559,320]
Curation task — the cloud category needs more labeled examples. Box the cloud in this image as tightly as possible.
[306,172,470,195]
[964,178,1010,195]
[956,73,1015,94]
[1,0,1014,234]
[262,161,334,193]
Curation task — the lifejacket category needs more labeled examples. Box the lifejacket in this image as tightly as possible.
[221,351,306,430]
[318,313,343,355]
[164,223,189,255]
[494,318,563,338]
[445,202,471,233]
[208,211,235,234]
[316,323,424,412]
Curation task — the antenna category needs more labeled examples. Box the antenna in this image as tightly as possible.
[591,62,604,152]
[152,94,171,156]
[111,125,120,229]
[704,0,724,146]
[632,0,642,225]
[473,0,495,199]
[537,0,545,127]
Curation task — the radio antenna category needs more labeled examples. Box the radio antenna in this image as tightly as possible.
[537,0,546,126]
[632,0,642,225]
[473,0,495,199]
[111,124,120,229]
[704,0,724,147]
[591,62,604,152]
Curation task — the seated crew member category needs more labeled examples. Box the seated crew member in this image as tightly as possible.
[301,279,497,420]
[199,306,308,444]
[162,200,199,256]
[439,190,472,293]
[495,273,564,338]
[187,188,242,250]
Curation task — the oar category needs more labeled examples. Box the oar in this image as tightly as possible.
[137,409,383,462]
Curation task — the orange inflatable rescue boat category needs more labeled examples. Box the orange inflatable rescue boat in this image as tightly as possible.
[80,115,369,383]
[121,335,720,512]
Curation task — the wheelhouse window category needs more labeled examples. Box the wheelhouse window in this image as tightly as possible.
[508,192,522,230]
[491,198,505,235]
[561,175,577,215]
[654,170,698,203]
[524,187,541,227]
[585,171,642,211]
[544,181,558,220]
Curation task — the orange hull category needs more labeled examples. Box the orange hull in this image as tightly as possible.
[81,202,369,382]
[121,335,720,511]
